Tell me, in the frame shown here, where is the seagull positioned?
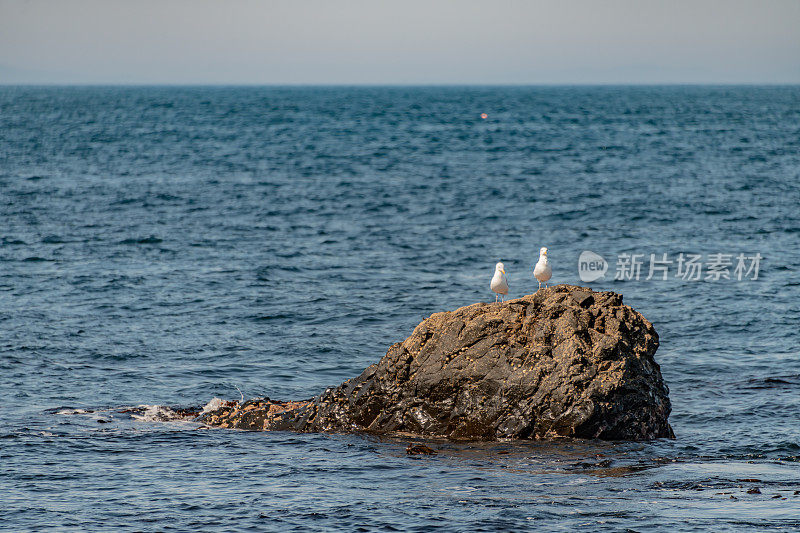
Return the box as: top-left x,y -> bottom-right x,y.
534,247 -> 552,290
490,261 -> 509,302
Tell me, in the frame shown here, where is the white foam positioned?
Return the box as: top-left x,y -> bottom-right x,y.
125,398 -> 231,423
55,408 -> 91,415
130,404 -> 184,422
201,397 -> 227,414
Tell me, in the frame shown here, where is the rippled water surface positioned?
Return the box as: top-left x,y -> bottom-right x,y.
1,86 -> 799,531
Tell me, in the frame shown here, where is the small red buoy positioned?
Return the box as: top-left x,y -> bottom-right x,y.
480,113 -> 488,119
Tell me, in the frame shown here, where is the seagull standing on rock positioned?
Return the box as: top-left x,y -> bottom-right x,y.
534,247 -> 552,290
490,262 -> 509,303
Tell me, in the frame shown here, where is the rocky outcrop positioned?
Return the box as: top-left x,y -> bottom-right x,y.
201,285 -> 674,441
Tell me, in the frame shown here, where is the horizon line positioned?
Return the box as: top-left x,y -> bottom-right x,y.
2,82 -> 800,88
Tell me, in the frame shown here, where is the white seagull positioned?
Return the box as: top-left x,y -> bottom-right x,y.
490,261 -> 509,302
533,247 -> 552,290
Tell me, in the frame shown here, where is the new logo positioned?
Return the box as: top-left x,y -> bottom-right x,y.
578,251 -> 607,282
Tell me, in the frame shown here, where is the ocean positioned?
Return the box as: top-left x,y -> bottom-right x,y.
1,85 -> 799,531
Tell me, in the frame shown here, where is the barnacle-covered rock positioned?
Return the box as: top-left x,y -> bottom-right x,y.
200,285 -> 673,441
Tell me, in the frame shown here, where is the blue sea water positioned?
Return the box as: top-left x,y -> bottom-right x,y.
1,85 -> 799,531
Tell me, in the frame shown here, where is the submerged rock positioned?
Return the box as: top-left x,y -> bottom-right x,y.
201,285 -> 673,441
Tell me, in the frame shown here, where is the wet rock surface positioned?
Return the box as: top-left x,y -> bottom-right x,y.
200,285 -> 673,441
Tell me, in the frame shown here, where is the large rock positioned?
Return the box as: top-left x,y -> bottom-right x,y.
201,285 -> 674,441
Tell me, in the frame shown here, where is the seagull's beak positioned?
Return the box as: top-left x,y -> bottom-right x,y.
543,250 -> 548,256
502,269 -> 506,275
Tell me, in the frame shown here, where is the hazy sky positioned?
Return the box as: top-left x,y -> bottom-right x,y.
1,0 -> 798,84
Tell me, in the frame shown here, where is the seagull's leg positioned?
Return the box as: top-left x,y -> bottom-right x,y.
495,293 -> 498,303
